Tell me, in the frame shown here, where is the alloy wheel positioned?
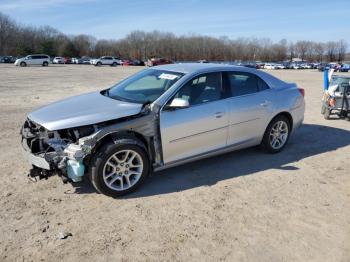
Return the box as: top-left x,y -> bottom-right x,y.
102,149 -> 143,191
269,120 -> 289,150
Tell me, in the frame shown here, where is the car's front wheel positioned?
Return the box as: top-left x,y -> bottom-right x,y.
261,115 -> 290,153
89,140 -> 149,197
20,61 -> 26,67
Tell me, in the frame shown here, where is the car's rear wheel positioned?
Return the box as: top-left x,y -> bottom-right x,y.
89,140 -> 149,197
261,115 -> 290,153
20,62 -> 26,67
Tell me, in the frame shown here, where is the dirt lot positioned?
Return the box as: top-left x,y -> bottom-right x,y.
0,64 -> 349,262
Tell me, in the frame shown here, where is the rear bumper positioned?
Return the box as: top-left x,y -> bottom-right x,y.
22,139 -> 51,170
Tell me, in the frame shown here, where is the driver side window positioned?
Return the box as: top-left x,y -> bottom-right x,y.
173,72 -> 222,106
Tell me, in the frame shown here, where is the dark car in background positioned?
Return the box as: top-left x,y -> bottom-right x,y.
340,64 -> 350,72
318,63 -> 344,72
318,63 -> 329,72
1,56 -> 16,63
132,59 -> 145,66
146,58 -> 173,67
77,56 -> 92,64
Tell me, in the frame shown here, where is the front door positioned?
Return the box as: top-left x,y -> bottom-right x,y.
160,72 -> 229,164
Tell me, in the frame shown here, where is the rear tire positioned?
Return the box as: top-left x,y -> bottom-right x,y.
89,140 -> 150,197
261,115 -> 291,153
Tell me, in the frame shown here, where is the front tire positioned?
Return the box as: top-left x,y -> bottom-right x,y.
261,115 -> 291,153
89,141 -> 149,197
42,61 -> 48,66
96,62 -> 102,66
20,62 -> 26,67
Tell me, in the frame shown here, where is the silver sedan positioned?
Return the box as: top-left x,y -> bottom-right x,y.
22,63 -> 305,196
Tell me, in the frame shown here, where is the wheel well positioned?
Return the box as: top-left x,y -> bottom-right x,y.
92,131 -> 149,154
271,112 -> 293,131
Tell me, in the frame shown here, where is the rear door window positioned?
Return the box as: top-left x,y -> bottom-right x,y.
225,72 -> 259,97
257,77 -> 270,91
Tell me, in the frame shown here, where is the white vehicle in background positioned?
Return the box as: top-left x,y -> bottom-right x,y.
71,58 -> 79,64
15,54 -> 50,67
264,63 -> 275,69
90,56 -> 118,66
290,63 -> 301,69
300,63 -> 312,69
274,64 -> 285,69
53,57 -> 64,64
115,58 -> 123,65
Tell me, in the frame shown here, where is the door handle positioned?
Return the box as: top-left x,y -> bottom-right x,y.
214,112 -> 224,118
260,100 -> 270,107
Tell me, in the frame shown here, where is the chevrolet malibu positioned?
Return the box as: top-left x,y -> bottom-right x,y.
21,63 -> 305,197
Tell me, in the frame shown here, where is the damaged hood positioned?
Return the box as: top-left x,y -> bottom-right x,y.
28,91 -> 143,130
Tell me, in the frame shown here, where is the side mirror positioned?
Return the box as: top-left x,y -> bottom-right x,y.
165,98 -> 189,110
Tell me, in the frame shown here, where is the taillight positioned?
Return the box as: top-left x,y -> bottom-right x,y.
298,88 -> 305,97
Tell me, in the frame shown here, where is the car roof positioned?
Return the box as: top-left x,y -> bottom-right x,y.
154,63 -> 286,88
154,63 -> 238,74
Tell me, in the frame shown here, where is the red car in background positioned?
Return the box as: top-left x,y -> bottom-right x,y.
64,57 -> 72,64
122,60 -> 133,66
146,58 -> 173,67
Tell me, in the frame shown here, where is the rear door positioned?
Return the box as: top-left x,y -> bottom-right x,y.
224,71 -> 272,146
160,72 -> 229,164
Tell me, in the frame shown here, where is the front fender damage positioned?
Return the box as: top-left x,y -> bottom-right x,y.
78,112 -> 162,165
22,108 -> 162,183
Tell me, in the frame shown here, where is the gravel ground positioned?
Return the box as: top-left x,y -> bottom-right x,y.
0,64 -> 349,262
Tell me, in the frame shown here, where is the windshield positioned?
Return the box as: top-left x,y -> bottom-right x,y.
107,69 -> 184,104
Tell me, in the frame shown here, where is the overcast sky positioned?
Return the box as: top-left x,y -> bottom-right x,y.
1,0 -> 349,42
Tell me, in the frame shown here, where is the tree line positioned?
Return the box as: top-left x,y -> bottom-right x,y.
0,12 -> 348,62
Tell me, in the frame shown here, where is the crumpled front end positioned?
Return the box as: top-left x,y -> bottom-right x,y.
21,118 -> 91,182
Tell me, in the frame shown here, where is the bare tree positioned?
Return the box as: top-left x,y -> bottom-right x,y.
313,42 -> 324,62
295,41 -> 312,61
325,41 -> 337,62
0,12 -> 348,63
72,34 -> 96,56
336,40 -> 347,62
